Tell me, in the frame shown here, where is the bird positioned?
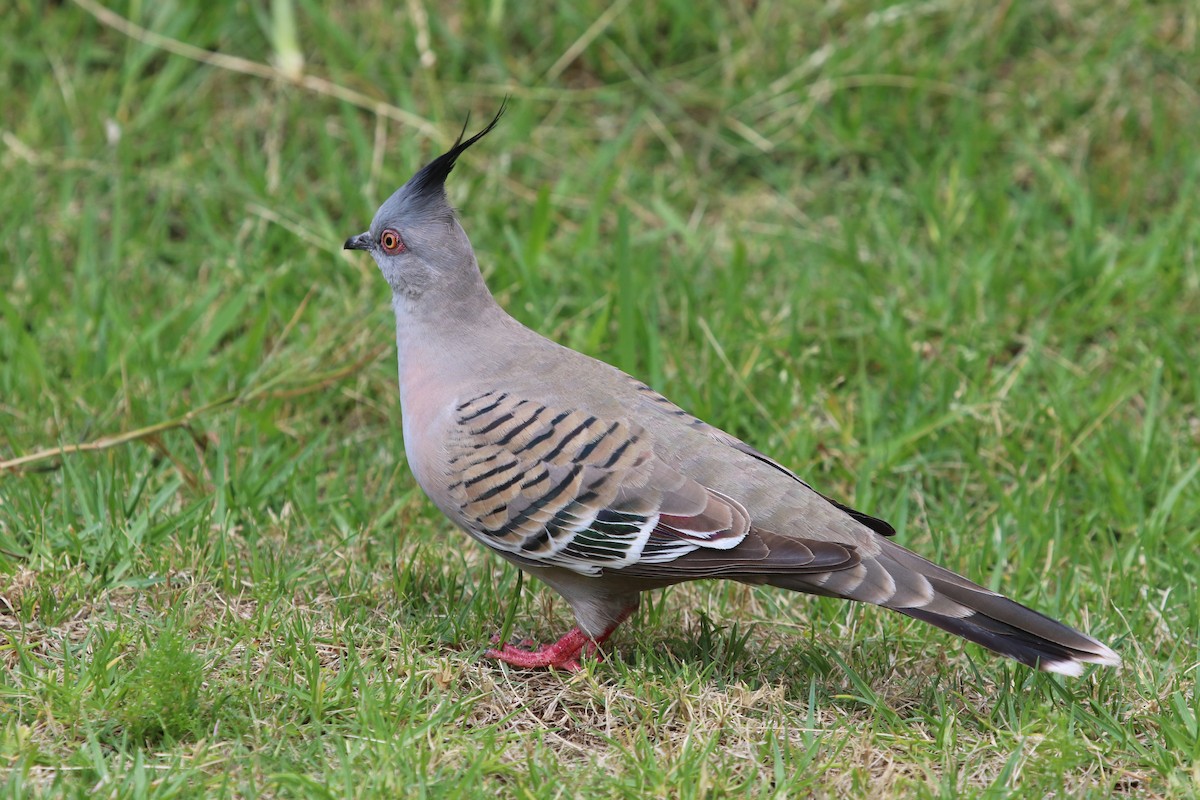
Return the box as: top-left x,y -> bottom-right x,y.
343,104 -> 1121,677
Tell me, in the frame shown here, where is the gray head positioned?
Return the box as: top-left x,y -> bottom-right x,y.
344,103 -> 505,302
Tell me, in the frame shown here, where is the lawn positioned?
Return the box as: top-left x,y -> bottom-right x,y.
1,0 -> 1198,797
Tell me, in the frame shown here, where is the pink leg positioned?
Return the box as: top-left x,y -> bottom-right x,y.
486,627 -> 591,671
485,605 -> 636,672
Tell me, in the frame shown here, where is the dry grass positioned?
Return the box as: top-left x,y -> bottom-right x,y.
2,0 -> 1198,797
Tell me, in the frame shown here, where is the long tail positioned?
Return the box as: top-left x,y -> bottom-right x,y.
767,540 -> 1121,676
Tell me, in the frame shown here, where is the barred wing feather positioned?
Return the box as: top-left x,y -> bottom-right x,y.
446,391 -> 749,576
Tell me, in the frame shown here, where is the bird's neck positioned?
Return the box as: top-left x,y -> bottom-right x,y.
390,278 -> 520,393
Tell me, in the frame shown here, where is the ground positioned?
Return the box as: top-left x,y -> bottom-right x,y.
1,1 -> 1198,797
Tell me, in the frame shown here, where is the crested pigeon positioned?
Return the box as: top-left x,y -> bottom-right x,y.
344,106 -> 1120,676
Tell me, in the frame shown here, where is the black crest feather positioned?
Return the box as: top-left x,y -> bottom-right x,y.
406,99 -> 507,205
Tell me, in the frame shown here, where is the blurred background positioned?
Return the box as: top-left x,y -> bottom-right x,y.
2,1 -> 1198,796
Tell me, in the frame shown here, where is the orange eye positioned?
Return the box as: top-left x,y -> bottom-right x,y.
380,229 -> 405,254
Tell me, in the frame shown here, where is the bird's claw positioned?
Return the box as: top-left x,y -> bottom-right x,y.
484,627 -> 593,671
485,643 -> 584,672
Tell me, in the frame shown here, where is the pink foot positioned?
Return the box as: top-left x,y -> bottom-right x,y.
485,605 -> 637,672
486,628 -> 591,671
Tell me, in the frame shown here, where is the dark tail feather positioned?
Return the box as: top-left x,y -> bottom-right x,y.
897,597 -> 1119,676
769,542 -> 1121,676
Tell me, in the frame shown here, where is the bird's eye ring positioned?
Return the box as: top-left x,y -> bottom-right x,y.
380,229 -> 405,254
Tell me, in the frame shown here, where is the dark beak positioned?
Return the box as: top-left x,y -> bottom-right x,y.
343,232 -> 372,251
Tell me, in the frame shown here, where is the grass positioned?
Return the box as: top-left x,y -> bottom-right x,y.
1,0 -> 1198,796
